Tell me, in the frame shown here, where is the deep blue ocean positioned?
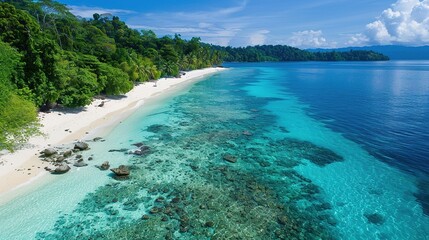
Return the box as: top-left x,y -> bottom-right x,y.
262,61 -> 429,177
0,61 -> 428,239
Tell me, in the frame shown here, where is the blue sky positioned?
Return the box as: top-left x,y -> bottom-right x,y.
58,0 -> 429,48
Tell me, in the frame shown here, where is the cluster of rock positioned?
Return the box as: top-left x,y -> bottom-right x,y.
41,141 -> 91,174
39,138 -> 146,179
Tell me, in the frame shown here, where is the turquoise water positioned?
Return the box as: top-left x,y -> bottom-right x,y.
0,62 -> 428,239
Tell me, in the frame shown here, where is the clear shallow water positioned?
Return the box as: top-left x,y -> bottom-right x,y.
0,62 -> 428,239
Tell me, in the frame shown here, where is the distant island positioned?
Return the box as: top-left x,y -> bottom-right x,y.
308,45 -> 429,60
216,45 -> 389,62
0,0 -> 389,151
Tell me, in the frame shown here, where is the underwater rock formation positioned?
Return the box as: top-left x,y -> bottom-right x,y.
223,154 -> 237,163
274,138 -> 344,166
364,213 -> 385,225
110,165 -> 130,176
97,161 -> 110,170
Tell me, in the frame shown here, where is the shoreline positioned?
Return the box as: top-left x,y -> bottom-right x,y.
0,67 -> 226,201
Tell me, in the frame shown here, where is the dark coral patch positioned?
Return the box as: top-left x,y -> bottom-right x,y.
146,124 -> 171,133
364,213 -> 385,225
275,138 -> 344,166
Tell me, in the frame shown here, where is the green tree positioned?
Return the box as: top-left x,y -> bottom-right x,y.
0,3 -> 63,106
56,57 -> 99,107
160,44 -> 179,76
99,63 -> 133,95
0,41 -> 39,150
0,94 -> 40,150
82,24 -> 116,62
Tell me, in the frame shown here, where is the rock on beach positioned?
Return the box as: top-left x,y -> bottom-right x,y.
74,142 -> 89,151
51,163 -> 70,174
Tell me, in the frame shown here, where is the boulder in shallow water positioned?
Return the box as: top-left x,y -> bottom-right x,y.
51,163 -> 70,174
132,145 -> 151,156
110,165 -> 130,176
43,148 -> 57,157
97,161 -> 110,170
63,150 -> 72,158
56,156 -> 65,163
73,159 -> 88,167
74,142 -> 89,151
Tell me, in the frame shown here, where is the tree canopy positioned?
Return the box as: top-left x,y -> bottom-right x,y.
0,41 -> 39,150
0,1 -> 223,109
215,45 -> 389,62
0,0 -> 222,150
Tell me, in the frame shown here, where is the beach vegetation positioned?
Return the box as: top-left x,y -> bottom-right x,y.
0,0 -> 222,150
0,41 -> 39,150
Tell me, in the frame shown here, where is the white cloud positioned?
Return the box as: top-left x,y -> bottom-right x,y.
217,0 -> 248,15
288,30 -> 333,48
366,20 -> 393,44
353,0 -> 429,46
198,22 -> 213,29
248,30 -> 270,45
347,33 -> 370,46
68,5 -> 135,18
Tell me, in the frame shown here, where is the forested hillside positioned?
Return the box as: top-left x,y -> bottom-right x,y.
216,45 -> 389,62
309,45 -> 429,60
0,0 -> 222,150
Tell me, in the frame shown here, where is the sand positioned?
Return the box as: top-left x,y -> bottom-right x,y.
0,67 -> 226,198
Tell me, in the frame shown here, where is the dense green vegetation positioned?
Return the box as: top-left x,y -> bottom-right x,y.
216,45 -> 390,62
0,1 -> 222,108
0,41 -> 39,150
0,0 -> 222,150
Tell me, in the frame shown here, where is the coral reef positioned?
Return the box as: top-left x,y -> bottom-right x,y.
36,74 -> 343,239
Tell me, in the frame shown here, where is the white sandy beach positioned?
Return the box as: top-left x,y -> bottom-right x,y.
0,67 -> 225,199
